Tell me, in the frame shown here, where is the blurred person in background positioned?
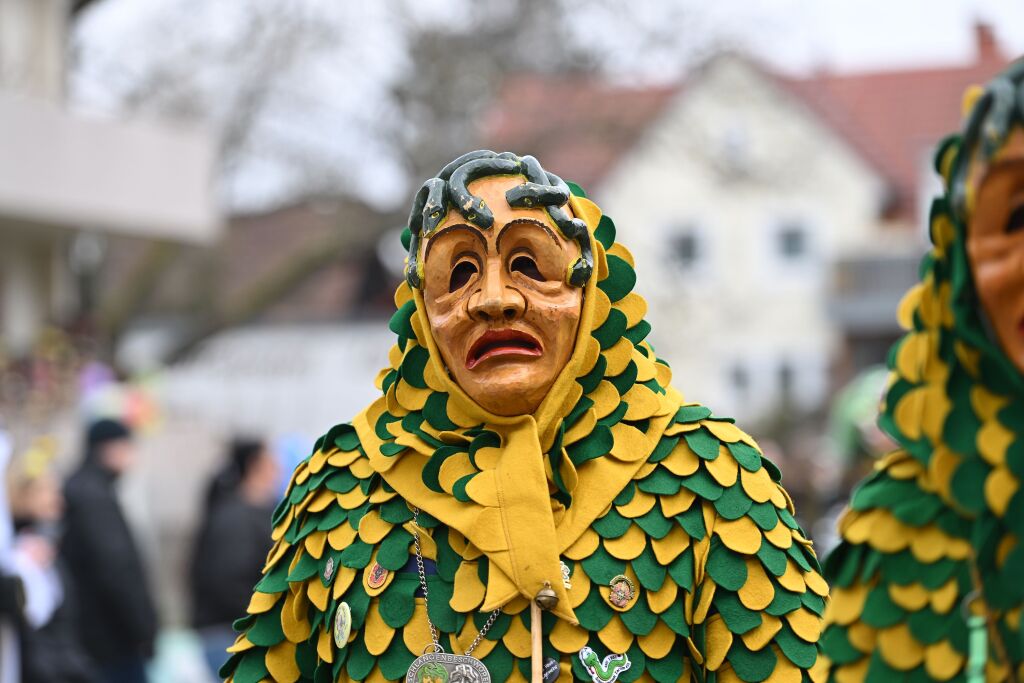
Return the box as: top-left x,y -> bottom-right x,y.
62,419 -> 157,683
189,437 -> 279,678
0,428 -> 21,683
9,438 -> 98,682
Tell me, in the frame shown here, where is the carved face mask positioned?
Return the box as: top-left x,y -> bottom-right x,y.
967,128 -> 1024,374
420,175 -> 583,416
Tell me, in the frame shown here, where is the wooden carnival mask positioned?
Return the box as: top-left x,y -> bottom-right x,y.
967,127 -> 1024,374
419,175 -> 584,416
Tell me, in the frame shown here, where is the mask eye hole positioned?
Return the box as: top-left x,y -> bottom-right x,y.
510,255 -> 544,281
449,260 -> 478,292
1006,202 -> 1024,234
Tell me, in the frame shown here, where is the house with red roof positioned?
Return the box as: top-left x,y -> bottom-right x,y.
482,24 -> 1011,424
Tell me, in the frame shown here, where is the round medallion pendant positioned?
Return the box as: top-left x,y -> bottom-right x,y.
406,652 -> 491,683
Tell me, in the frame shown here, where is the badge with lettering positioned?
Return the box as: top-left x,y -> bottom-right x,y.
406,652 -> 490,683
323,556 -> 335,582
542,656 -> 560,683
607,575 -> 636,609
560,561 -> 572,590
333,602 -> 351,648
366,561 -> 389,589
578,647 -> 630,683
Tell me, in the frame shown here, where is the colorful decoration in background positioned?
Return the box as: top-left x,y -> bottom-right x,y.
79,362 -> 162,434
820,60 -> 1024,681
222,153 -> 826,682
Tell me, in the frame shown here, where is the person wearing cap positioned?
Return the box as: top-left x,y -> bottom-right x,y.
62,419 -> 157,683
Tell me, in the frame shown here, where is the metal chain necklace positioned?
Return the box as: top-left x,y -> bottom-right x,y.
406,507 -> 499,683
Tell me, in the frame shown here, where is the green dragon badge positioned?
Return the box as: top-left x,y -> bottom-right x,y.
578,646 -> 631,683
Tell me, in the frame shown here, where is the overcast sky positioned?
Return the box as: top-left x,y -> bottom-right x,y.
74,0 -> 1024,212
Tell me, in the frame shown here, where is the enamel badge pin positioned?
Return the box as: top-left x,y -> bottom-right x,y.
578,647 -> 631,683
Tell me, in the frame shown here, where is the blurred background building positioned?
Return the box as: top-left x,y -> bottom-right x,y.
0,1 -> 1021,679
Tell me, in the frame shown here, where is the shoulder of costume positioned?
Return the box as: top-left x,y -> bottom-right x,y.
819,448 -> 977,680
577,401 -> 831,679
221,421 -> 424,682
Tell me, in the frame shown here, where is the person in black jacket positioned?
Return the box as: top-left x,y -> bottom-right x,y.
189,437 -> 279,677
62,419 -> 157,683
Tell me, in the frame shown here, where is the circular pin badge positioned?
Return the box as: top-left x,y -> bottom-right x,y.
366,561 -> 389,589
542,656 -> 560,683
607,575 -> 636,609
323,556 -> 335,581
333,602 -> 351,648
560,561 -> 572,590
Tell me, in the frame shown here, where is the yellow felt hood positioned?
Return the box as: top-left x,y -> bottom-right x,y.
353,194 -> 681,623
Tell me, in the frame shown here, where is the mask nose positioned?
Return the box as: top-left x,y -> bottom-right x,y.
468,262 -> 526,323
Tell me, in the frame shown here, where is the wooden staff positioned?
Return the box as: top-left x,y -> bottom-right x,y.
531,598 -> 543,682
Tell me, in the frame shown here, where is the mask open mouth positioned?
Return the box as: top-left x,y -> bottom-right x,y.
466,329 -> 543,369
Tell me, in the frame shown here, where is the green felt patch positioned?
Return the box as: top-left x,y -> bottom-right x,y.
378,498 -> 413,525
676,505 -> 706,540
577,354 -> 608,395
609,362 -> 639,396
593,509 -> 631,539
399,345 -> 429,390
679,428 -> 720,458
637,467 -> 682,496
376,530 -> 412,571
747,502 -> 779,532
676,405 -> 712,423
246,603 -> 285,647
340,539 -> 374,569
765,588 -> 802,617
593,309 -> 628,350
287,549 -> 320,582
681,468 -> 724,501
727,636 -> 778,682
378,634 -> 416,679
775,623 -> 817,667
646,641 -> 686,682
615,482 -> 637,506
861,584 -> 905,628
325,470 -> 359,494
755,543 -> 788,577
594,215 -> 616,249
574,585 -> 614,632
728,442 -> 763,472
715,589 -> 762,635
660,596 -> 690,642
667,547 -> 695,592
800,591 -> 826,615
480,644 -> 514,682
581,542 -> 627,584
620,596 -> 659,635
624,320 -> 652,345
714,483 -> 754,521
819,625 -> 862,664
233,650 -> 270,683
567,425 -> 615,464
379,576 -> 418,628
648,435 -> 679,464
631,545 -> 667,590
635,505 -> 674,539
425,576 -> 458,632
705,542 -> 747,592
345,638 -> 375,681
315,505 -> 348,532
423,392 -> 459,431
906,607 -> 951,646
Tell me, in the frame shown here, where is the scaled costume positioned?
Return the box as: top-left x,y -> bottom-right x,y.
223,152 -> 827,682
821,62 -> 1024,681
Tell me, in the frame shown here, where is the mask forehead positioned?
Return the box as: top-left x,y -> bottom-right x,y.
420,175 -> 579,268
